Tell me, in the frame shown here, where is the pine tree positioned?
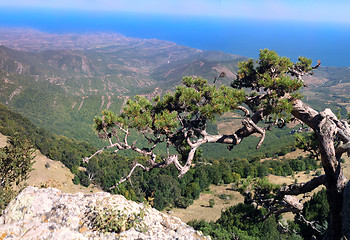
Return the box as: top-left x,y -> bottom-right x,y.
85,49 -> 350,239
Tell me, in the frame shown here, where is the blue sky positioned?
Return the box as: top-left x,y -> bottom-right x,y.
1,0 -> 350,24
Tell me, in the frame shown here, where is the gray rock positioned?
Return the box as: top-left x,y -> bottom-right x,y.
0,186 -> 210,239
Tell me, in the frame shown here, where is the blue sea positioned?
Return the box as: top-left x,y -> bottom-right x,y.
1,8 -> 350,67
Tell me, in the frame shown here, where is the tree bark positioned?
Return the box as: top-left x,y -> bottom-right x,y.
292,99 -> 348,239
316,121 -> 345,240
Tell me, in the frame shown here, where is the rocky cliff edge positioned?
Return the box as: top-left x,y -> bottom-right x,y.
0,186 -> 210,239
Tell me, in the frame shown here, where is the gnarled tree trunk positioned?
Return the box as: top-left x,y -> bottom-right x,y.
292,99 -> 348,239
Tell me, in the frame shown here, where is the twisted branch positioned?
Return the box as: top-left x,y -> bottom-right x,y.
243,118 -> 265,149
254,175 -> 327,223
276,175 -> 326,198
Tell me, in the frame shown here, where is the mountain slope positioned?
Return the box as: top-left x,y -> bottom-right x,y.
0,28 -> 349,150
0,29 -> 246,145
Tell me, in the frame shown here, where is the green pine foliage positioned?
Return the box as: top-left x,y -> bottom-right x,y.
0,92 -> 321,213
0,136 -> 35,212
0,49 -> 333,239
0,49 -> 323,213
94,76 -> 247,157
232,49 -> 307,121
297,188 -> 329,239
0,101 -> 313,211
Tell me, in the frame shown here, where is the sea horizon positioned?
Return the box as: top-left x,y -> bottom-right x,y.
1,8 -> 350,67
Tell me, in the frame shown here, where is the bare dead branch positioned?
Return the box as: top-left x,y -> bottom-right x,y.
312,60 -> 321,70
277,220 -> 299,235
296,214 -> 323,235
288,60 -> 320,83
186,136 -> 207,148
237,105 -> 250,117
83,143 -> 120,163
263,206 -> 300,221
336,142 -> 350,158
253,176 -> 327,225
242,118 -> 265,149
110,163 -> 147,190
107,153 -> 189,191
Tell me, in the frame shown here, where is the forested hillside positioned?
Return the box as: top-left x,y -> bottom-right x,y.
0,30 -> 348,159
0,29 -> 246,148
1,29 -> 350,239
1,29 -> 349,150
0,103 -> 318,210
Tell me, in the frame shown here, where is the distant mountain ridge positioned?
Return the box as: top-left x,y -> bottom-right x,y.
0,27 -> 349,148
0,28 -> 246,95
0,28 -> 247,145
